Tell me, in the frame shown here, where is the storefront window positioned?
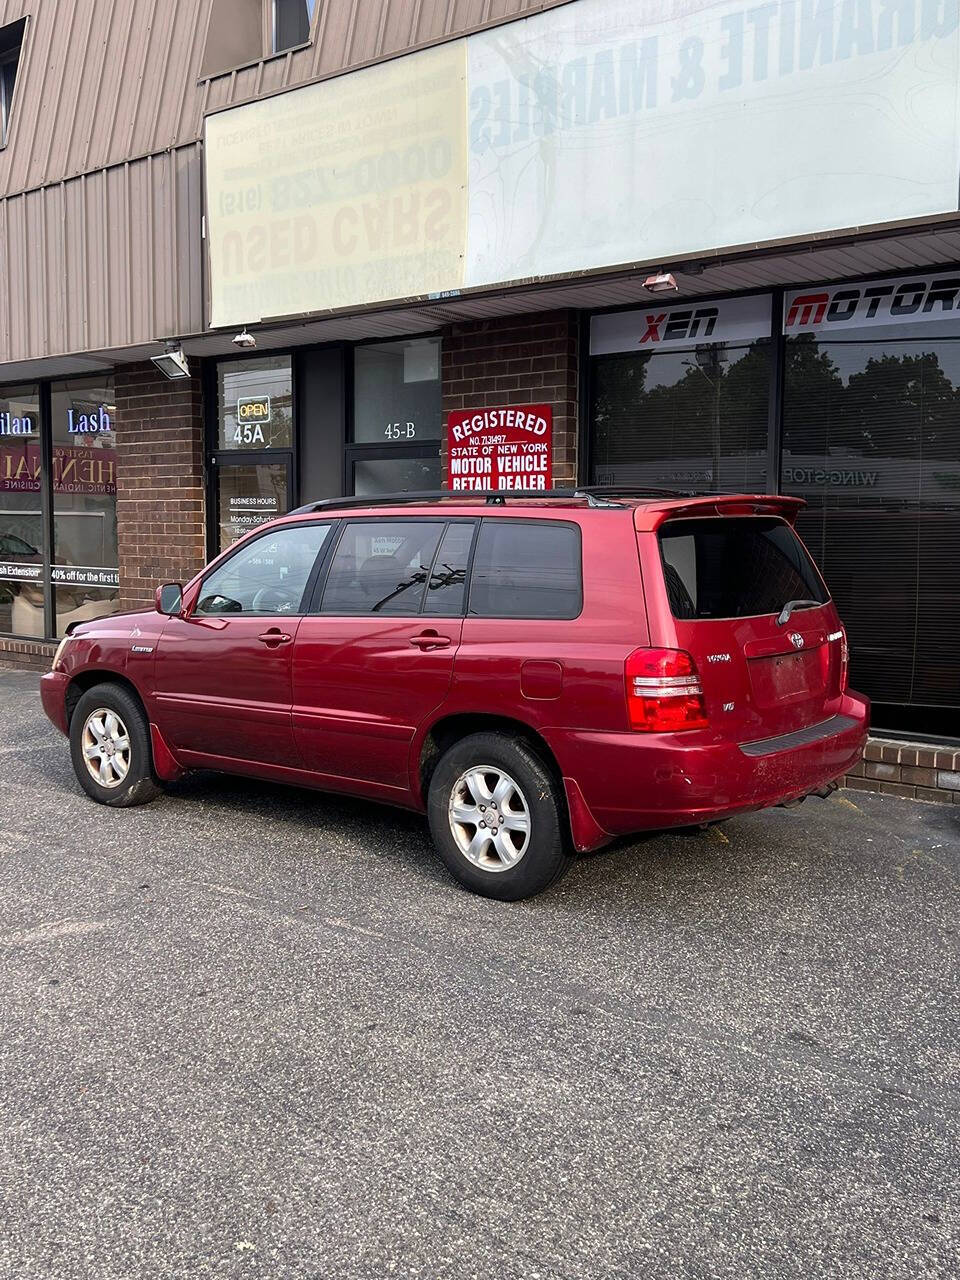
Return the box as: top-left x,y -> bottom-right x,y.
217,462 -> 289,550
0,385 -> 42,637
353,456 -> 442,495
353,339 -> 441,445
49,377 -> 119,634
590,342 -> 770,492
217,355 -> 293,450
783,332 -> 960,720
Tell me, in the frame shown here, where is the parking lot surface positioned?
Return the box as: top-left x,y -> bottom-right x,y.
0,666 -> 957,1279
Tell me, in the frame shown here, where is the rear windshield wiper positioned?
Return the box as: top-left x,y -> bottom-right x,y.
777,598 -> 822,627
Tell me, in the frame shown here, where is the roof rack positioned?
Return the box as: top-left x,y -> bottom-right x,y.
288,486 -> 700,516
289,488 -> 611,515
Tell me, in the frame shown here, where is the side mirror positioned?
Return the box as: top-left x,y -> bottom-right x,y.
156,583 -> 184,616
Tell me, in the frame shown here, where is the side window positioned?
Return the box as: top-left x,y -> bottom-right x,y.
196,524 -> 331,615
468,521 -> 582,620
423,522 -> 476,617
320,520 -> 444,615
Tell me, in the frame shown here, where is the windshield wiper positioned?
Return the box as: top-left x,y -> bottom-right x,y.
777,598 -> 821,627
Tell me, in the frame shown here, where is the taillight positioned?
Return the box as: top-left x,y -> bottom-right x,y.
625,648 -> 709,732
840,627 -> 849,691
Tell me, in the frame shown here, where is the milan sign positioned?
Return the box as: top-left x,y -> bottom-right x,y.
447,405 -> 553,491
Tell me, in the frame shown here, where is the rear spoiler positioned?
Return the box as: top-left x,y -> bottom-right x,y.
633,494 -> 805,532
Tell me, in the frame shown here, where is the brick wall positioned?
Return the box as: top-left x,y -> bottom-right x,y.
114,361 -> 206,612
441,310 -> 579,487
0,638 -> 56,671
845,739 -> 960,805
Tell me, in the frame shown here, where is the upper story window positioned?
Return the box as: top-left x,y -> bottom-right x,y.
200,1 -> 316,79
0,18 -> 26,149
272,0 -> 317,53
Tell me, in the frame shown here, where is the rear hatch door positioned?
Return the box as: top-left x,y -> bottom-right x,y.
650,508 -> 844,742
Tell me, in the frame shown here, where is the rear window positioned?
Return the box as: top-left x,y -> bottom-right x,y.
468,520 -> 582,619
659,517 -> 829,620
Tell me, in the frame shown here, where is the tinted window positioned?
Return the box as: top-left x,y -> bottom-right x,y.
353,339 -> 441,444
51,375 -> 120,636
321,521 -> 443,615
273,0 -> 316,52
0,383 -> 42,638
468,521 -> 582,619
217,355 -> 293,451
659,518 -> 828,620
196,524 -> 331,615
590,341 -> 770,493
782,333 -> 960,714
424,523 -> 476,616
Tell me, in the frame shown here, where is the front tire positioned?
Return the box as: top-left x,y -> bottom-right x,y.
69,683 -> 162,808
427,732 -> 573,900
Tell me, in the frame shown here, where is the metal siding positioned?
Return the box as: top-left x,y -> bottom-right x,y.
0,0 -> 573,363
0,1 -> 569,192
0,146 -> 204,363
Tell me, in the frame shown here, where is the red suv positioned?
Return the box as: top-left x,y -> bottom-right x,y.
41,490 -> 868,900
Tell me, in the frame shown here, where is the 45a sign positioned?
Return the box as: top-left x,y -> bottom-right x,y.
233,395 -> 271,445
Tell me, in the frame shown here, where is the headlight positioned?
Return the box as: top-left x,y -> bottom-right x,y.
51,636 -> 71,671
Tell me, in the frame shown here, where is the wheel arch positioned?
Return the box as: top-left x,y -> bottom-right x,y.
417,713 -> 612,854
65,669 -> 147,729
418,713 -> 564,801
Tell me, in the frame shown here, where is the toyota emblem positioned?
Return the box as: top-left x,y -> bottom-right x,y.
789,632 -> 804,650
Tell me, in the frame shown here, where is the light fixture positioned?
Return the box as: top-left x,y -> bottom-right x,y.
642,271 -> 679,294
150,342 -> 190,380
233,328 -> 257,349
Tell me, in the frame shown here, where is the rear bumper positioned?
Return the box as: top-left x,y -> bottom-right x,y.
40,670 -> 69,735
547,691 -> 869,841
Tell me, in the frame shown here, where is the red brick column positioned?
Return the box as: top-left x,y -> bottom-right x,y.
114,362 -> 206,611
441,310 -> 580,487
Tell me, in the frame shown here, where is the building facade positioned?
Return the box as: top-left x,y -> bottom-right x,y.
1,0 -> 959,776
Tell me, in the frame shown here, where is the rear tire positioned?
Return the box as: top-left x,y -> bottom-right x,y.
69,683 -> 162,808
427,732 -> 574,900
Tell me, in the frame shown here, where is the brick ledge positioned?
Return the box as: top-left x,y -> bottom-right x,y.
845,737 -> 960,805
0,636 -> 56,673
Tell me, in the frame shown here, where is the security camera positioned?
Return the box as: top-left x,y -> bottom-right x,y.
232,328 -> 257,349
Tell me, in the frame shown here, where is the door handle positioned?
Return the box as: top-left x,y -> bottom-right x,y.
410,630 -> 452,650
258,628 -> 293,647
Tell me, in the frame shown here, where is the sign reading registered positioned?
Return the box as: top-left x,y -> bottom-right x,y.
447,405 -> 553,491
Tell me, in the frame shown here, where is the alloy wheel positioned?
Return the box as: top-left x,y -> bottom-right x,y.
81,708 -> 131,789
448,765 -> 531,872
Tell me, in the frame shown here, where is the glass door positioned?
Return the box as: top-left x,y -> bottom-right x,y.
210,354 -> 295,554
346,337 -> 442,495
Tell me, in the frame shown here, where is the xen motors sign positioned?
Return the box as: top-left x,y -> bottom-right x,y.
591,294 -> 771,355
784,274 -> 960,333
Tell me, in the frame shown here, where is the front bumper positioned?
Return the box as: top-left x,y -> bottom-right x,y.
547,691 -> 869,838
40,670 -> 70,735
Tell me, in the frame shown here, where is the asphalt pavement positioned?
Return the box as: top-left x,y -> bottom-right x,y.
0,666 -> 957,1280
